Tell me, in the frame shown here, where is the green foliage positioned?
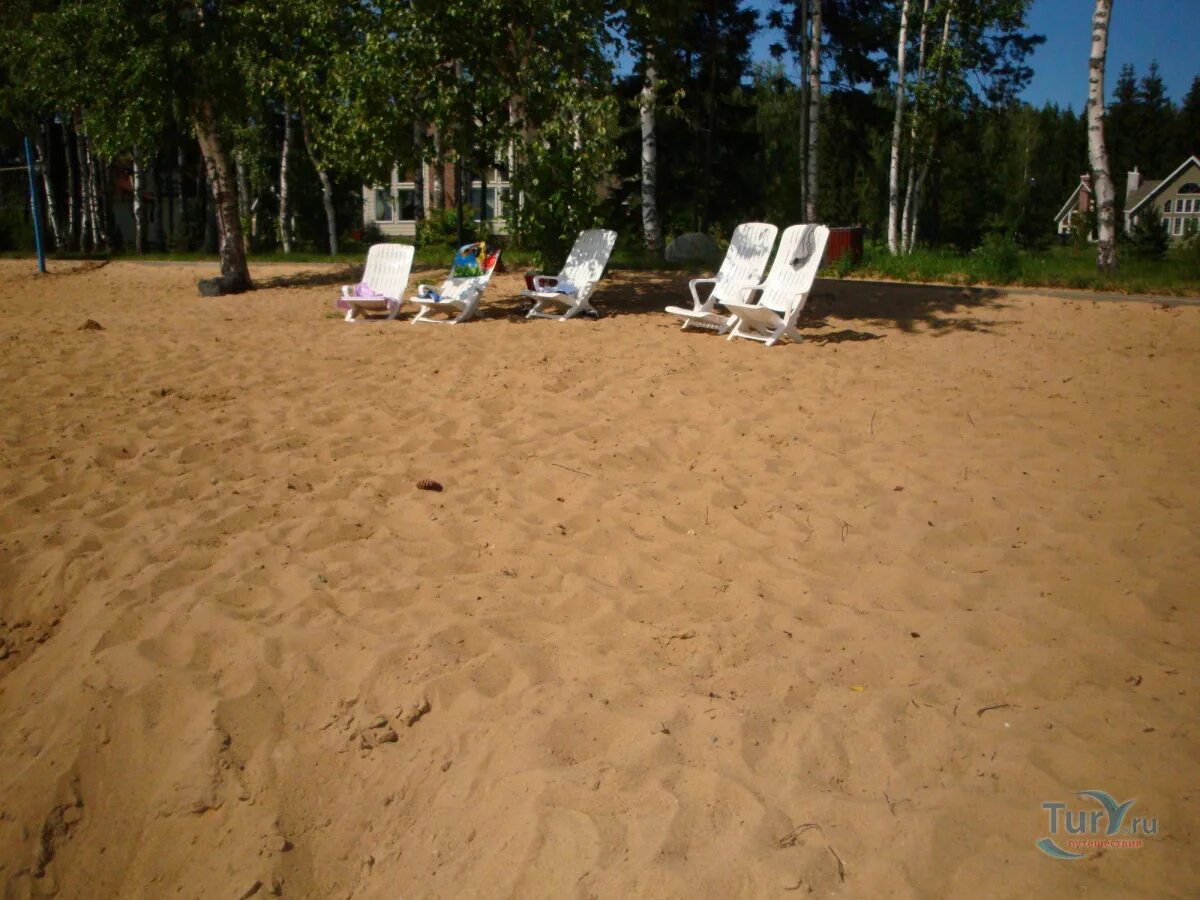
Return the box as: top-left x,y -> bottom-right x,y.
1126,214 -> 1170,260
972,232 -> 1022,283
508,91 -> 618,266
416,208 -> 486,248
848,241 -> 1199,295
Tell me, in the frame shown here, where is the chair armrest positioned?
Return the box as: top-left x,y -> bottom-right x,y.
735,281 -> 767,303
341,285 -> 353,297
688,277 -> 718,309
531,275 -> 559,291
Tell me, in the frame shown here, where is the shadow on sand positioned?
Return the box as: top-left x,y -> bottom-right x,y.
589,271 -> 1012,337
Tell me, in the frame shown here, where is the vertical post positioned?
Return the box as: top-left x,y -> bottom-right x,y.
24,136 -> 47,273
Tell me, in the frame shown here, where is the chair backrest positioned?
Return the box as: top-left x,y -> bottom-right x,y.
710,222 -> 778,304
559,229 -> 618,285
439,249 -> 501,300
757,224 -> 829,314
362,243 -> 415,299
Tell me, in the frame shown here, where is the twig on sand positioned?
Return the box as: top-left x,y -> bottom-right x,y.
778,823 -> 821,848
870,410 -> 877,435
828,846 -> 846,882
884,790 -> 910,817
552,463 -> 591,478
977,703 -> 1013,718
840,521 -> 850,542
966,411 -> 975,426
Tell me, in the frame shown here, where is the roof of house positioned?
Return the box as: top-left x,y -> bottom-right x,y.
1126,179 -> 1162,211
1054,179 -> 1091,224
1127,156 -> 1200,216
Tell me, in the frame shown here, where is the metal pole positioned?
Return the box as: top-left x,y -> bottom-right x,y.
24,136 -> 47,273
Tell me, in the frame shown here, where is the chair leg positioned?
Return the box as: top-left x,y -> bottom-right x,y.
344,306 -> 358,322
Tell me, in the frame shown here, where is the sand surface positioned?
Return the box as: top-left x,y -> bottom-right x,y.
0,259 -> 1197,898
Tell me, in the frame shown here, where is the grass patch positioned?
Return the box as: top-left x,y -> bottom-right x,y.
831,243 -> 1200,296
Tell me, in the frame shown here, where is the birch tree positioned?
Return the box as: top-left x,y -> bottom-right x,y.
887,0 -> 911,254
805,0 -> 823,221
639,55 -> 662,252
279,103 -> 293,253
34,127 -> 63,249
1087,0 -> 1117,272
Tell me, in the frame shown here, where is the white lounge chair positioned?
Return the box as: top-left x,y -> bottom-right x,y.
721,224 -> 829,347
523,229 -> 618,320
411,246 -> 501,325
664,222 -> 778,332
336,243 -> 415,322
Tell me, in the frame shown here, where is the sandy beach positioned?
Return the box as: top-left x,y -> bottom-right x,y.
0,258 -> 1197,898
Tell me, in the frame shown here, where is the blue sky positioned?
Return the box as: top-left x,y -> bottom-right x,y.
746,0 -> 1198,110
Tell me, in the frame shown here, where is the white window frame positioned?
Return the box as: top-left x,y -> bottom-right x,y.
1173,217 -> 1183,236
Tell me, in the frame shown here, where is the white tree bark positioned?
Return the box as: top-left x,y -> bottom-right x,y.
35,130 -> 61,250
433,128 -> 444,208
74,129 -> 93,252
412,119 -> 426,229
1087,0 -> 1117,271
132,150 -> 145,254
194,99 -> 252,290
235,147 -> 250,242
63,122 -> 78,250
279,101 -> 293,254
300,106 -> 338,256
639,53 -> 662,253
900,0 -> 931,253
887,0 -> 912,255
805,0 -> 823,222
81,135 -> 105,251
906,7 -> 953,253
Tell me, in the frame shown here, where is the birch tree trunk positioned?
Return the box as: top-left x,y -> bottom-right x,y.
74,130 -> 91,251
35,130 -> 61,250
900,0 -> 931,253
797,0 -> 809,216
63,122 -> 79,251
235,147 -> 250,244
906,6 -> 952,253
193,99 -> 252,291
433,128 -> 445,209
412,119 -> 426,232
132,150 -> 145,254
887,0 -> 912,255
85,142 -> 107,250
805,0 -> 823,222
279,101 -> 293,254
1087,0 -> 1117,272
152,158 -> 167,250
639,53 -> 662,253
300,105 -> 337,256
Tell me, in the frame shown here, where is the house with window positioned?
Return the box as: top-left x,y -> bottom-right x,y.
363,161 -> 510,238
1054,174 -> 1094,239
1125,156 -> 1200,240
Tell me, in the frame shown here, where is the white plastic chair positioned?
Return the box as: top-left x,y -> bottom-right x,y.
721,224 -> 829,347
523,229 -> 618,320
664,222 -> 778,332
336,244 -> 415,322
411,249 -> 501,325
